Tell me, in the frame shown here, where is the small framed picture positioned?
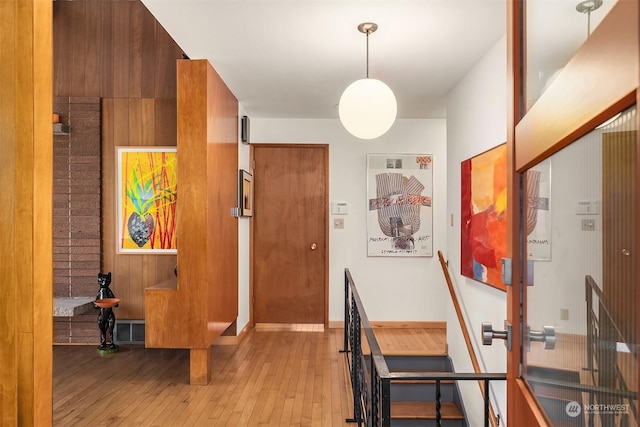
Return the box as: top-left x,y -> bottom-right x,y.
238,169 -> 253,217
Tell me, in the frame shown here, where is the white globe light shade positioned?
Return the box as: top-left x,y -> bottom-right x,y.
339,78 -> 397,140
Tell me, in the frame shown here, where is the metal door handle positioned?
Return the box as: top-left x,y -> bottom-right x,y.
528,325 -> 556,350
481,321 -> 511,350
310,243 -> 317,250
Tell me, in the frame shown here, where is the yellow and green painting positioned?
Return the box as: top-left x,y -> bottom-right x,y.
117,147 -> 177,253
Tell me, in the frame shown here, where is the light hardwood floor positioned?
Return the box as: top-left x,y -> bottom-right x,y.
54,328 -> 355,426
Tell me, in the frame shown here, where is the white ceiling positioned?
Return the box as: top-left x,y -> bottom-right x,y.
140,0 -> 616,121
141,0 -> 506,119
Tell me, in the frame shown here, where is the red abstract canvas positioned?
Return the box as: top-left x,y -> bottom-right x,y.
461,144 -> 507,291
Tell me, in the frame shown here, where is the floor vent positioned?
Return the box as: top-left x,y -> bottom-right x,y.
115,320 -> 145,344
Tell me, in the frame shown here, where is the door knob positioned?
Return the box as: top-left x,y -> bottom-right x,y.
527,325 -> 556,350
481,321 -> 512,350
310,243 -> 317,250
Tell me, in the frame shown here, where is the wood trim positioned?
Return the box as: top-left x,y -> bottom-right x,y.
214,322 -> 252,345
513,379 -> 552,426
328,321 -> 446,330
506,0 -> 526,425
249,144 -> 255,328
33,0 -> 54,423
437,251 -> 478,371
637,23 -> 640,402
323,145 -> 329,328
515,0 -> 638,171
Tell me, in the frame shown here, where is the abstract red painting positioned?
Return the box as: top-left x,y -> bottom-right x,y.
461,144 -> 507,291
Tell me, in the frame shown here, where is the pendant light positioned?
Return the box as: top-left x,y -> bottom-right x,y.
339,22 -> 397,140
576,0 -> 603,36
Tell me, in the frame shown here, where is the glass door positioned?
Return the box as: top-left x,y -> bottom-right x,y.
506,0 -> 639,425
523,107 -> 638,426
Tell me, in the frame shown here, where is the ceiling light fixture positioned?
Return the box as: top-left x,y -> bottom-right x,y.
576,0 -> 603,36
339,22 -> 397,140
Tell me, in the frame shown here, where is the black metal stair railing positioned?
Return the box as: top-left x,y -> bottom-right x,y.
341,268 -> 506,427
585,275 -> 638,427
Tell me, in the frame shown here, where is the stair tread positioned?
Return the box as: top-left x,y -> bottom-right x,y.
363,328 -> 448,356
391,401 -> 464,420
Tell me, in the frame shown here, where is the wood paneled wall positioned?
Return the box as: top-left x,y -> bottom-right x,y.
0,1 -> 53,425
54,0 -> 181,99
53,0 -> 184,337
101,97 -> 177,320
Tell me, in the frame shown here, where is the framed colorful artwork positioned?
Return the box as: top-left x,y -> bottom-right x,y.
367,154 -> 433,257
461,144 -> 507,291
117,147 -> 177,253
238,169 -> 253,217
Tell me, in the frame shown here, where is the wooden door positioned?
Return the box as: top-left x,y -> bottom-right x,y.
602,131 -> 637,344
506,1 -> 639,425
251,144 -> 328,325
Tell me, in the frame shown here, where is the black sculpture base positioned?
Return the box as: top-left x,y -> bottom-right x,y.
96,343 -> 119,356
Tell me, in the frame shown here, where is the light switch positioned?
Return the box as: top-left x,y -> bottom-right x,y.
333,218 -> 344,229
331,202 -> 348,215
581,219 -> 595,231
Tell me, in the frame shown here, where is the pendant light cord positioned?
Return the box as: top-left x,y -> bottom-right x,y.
365,30 -> 370,78
357,22 -> 378,79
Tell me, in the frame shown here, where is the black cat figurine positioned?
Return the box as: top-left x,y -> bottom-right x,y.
95,272 -> 118,351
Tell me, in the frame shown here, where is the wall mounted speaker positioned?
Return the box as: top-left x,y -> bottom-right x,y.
241,115 -> 250,145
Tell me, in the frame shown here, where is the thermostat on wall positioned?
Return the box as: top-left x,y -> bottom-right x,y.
576,201 -> 599,215
331,202 -> 348,215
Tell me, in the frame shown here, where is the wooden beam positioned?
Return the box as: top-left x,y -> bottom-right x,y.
0,0 -> 53,425
189,348 -> 211,385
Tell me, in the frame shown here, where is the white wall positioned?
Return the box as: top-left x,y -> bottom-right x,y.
237,106 -> 251,332
234,118 -> 448,333
445,36 -> 508,424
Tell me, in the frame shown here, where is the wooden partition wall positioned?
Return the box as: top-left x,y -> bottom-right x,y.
0,1 -> 53,424
145,60 -> 239,385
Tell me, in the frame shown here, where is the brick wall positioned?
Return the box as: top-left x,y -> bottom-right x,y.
53,96 -> 102,344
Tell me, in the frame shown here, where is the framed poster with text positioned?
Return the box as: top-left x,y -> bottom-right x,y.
367,154 -> 433,257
